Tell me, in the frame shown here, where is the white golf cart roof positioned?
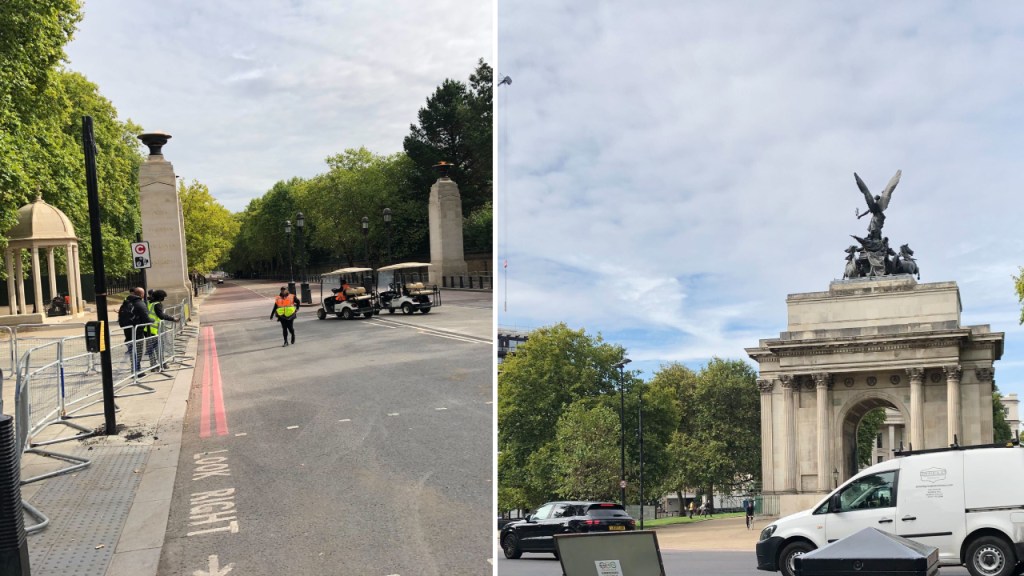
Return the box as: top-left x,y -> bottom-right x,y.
323,267 -> 373,276
376,262 -> 431,271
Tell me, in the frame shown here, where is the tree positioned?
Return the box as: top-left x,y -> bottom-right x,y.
993,386 -> 1013,445
554,402 -> 621,501
1014,267 -> 1024,324
463,201 -> 492,253
659,359 -> 760,507
856,408 -> 888,468
180,179 -> 239,273
403,59 -> 493,216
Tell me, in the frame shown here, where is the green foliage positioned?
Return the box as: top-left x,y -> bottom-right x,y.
180,179 -> 239,273
463,201 -> 492,253
659,359 -> 760,504
554,403 -> 621,501
1014,267 -> 1024,324
403,59 -> 493,216
856,409 -> 888,468
993,387 -> 1013,445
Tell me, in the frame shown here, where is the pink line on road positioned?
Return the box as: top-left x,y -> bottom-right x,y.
209,327 -> 229,436
200,326 -> 212,438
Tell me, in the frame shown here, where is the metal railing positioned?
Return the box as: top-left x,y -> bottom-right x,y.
441,274 -> 493,290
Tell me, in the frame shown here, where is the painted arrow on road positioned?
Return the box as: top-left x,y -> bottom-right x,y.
194,555 -> 234,576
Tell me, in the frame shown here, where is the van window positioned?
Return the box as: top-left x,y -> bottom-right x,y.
835,471 -> 897,513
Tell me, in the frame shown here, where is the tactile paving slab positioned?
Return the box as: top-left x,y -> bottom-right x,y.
24,443 -> 149,576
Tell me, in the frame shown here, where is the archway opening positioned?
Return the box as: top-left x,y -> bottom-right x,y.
838,397 -> 903,484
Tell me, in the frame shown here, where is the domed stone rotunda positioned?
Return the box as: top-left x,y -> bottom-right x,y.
3,196 -> 84,320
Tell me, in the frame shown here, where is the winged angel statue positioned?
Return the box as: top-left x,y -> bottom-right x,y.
855,169 -> 901,238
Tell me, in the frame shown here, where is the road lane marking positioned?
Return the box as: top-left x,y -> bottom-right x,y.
200,327 -> 230,437
194,554 -> 234,576
200,327 -> 212,438
210,327 -> 229,436
287,425 -> 299,429
234,433 -> 247,437
387,413 -> 399,416
338,419 -> 351,422
435,407 -> 447,411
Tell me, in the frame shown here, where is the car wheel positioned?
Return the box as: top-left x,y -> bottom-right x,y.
316,308 -> 326,320
501,533 -> 522,559
779,541 -> 815,576
401,303 -> 413,315
967,536 -> 1015,576
340,308 -> 353,320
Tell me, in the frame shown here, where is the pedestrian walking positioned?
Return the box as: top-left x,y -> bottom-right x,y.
688,500 -> 695,519
270,286 -> 299,346
117,287 -> 150,372
145,289 -> 180,370
744,497 -> 755,529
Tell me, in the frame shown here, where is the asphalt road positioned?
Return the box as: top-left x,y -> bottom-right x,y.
496,549 -> 972,575
158,282 -> 493,575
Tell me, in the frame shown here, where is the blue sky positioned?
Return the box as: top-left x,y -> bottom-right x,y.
497,2 -> 1024,404
65,0 -> 493,212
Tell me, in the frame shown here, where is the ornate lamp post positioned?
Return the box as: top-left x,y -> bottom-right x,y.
296,211 -> 311,303
361,216 -> 369,266
383,208 -> 392,265
614,357 -> 632,508
284,219 -> 295,295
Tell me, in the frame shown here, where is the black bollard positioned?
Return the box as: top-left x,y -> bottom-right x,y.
0,415 -> 30,575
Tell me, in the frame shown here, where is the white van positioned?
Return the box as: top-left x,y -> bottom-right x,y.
756,445 -> 1024,576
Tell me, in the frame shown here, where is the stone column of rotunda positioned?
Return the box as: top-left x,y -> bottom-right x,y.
780,374 -> 798,493
907,367 -> 925,450
814,373 -> 833,492
757,378 -> 775,493
944,365 -> 962,445
5,249 -> 17,314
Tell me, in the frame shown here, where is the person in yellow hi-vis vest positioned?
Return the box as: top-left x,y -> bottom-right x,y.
144,289 -> 180,370
270,286 -> 299,346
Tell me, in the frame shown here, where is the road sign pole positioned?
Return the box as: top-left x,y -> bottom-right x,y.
136,233 -> 148,295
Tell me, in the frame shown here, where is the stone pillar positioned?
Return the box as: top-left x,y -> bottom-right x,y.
813,373 -> 833,492
138,133 -> 192,304
757,378 -> 775,493
780,374 -> 798,493
65,243 -> 77,315
30,247 -> 43,314
427,163 -> 467,286
6,249 -> 17,315
944,365 -> 962,446
72,244 -> 83,314
906,368 -> 925,450
46,248 -> 57,300
14,252 -> 26,316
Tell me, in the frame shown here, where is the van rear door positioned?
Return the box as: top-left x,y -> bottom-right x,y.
824,470 -> 899,543
894,451 -> 965,564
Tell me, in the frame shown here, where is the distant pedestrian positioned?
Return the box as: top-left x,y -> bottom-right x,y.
688,500 -> 695,519
744,497 -> 755,529
145,289 -> 180,370
117,287 -> 150,372
270,286 -> 299,346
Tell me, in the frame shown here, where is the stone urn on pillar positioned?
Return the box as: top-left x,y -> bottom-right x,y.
427,161 -> 468,286
138,132 -> 193,304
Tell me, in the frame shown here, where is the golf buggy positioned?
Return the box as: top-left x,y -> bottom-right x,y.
316,267 -> 378,320
376,262 -> 441,315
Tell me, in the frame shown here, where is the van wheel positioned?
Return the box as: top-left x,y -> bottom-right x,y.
779,541 -> 815,576
967,536 -> 1015,576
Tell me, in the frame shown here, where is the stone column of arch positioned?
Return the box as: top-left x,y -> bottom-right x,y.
907,367 -> 925,450
5,249 -> 17,315
46,247 -> 57,300
14,251 -> 27,315
30,247 -> 43,315
757,378 -> 775,493
944,365 -> 962,446
813,373 -> 833,492
780,374 -> 797,493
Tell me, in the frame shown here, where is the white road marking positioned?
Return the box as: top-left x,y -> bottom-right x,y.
234,433 -> 247,437
487,558 -> 493,565
366,321 -> 398,329
485,401 -> 493,405
387,413 -> 399,416
287,425 -> 299,429
338,419 -> 351,422
193,554 -> 234,576
435,407 -> 447,411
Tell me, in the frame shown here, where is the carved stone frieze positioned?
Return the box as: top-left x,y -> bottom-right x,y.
771,337 -> 962,358
943,365 -> 962,382
757,378 -> 775,393
905,367 -> 925,384
975,367 -> 994,383
812,373 -> 833,390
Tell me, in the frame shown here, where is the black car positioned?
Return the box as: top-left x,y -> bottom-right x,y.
500,501 -> 636,559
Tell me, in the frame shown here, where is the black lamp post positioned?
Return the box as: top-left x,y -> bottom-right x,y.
361,216 -> 369,266
833,467 -> 839,489
614,358 -> 631,508
284,219 -> 295,295
383,207 -> 392,265
638,380 -> 645,529
296,211 -> 311,304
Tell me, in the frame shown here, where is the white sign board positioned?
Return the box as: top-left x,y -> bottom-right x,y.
131,241 -> 152,269
595,559 -> 625,576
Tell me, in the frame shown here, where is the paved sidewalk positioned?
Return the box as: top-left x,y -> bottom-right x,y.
653,515 -> 765,551
14,296 -> 207,576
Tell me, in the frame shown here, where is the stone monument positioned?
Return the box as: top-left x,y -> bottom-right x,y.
427,161 -> 467,286
138,133 -> 192,304
747,171 -> 1003,517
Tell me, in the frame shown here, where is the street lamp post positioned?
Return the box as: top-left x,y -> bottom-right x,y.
296,212 -> 311,304
614,358 -> 631,508
382,208 -> 392,265
284,219 -> 295,295
361,216 -> 369,266
638,381 -> 645,529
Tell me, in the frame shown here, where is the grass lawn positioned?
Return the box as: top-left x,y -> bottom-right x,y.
643,511 -> 744,528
